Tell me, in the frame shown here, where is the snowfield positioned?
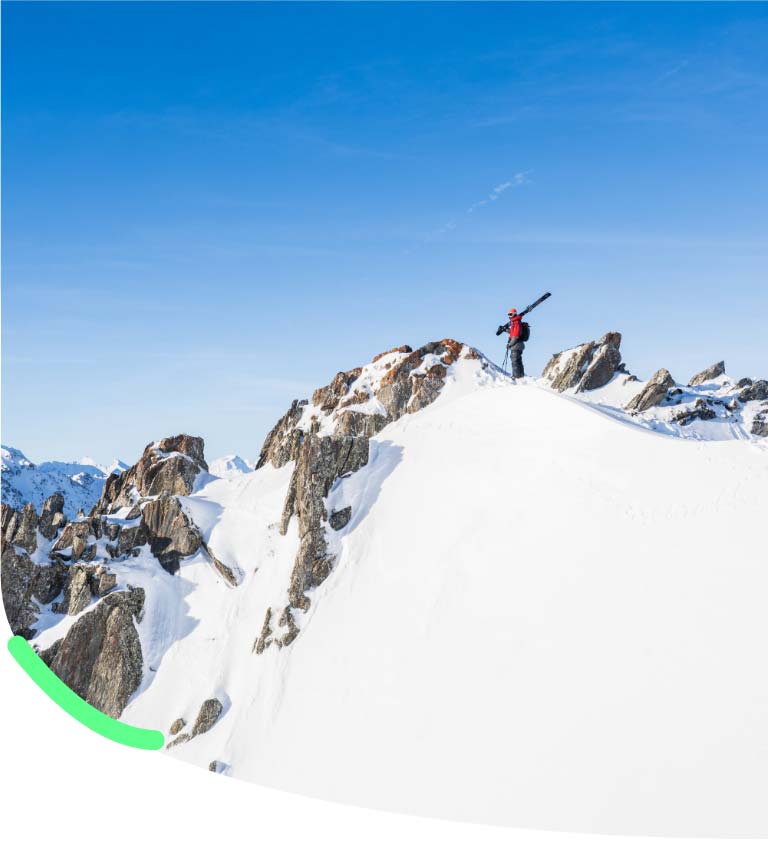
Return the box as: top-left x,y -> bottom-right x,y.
98,361 -> 768,836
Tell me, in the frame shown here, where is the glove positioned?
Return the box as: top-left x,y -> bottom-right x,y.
495,325 -> 505,336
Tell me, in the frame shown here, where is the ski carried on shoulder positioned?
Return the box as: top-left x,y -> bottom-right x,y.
519,291 -> 551,317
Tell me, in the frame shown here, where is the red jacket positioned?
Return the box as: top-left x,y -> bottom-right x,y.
508,314 -> 523,339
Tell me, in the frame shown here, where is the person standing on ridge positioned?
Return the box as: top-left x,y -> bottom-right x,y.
496,308 -> 526,378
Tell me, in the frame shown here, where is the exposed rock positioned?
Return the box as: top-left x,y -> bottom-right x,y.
736,378 -> 753,388
281,432 -> 370,610
673,399 -> 717,426
751,409 -> 768,438
14,503 -> 40,554
166,733 -> 191,750
141,496 -> 203,573
329,506 -> 352,531
41,587 -> 145,718
372,344 -> 413,363
94,568 -> 117,597
689,361 -> 725,386
1,504 -> 20,546
55,564 -> 94,616
169,717 -> 186,736
1,544 -> 66,637
52,518 -> 99,561
277,606 -> 300,647
253,607 -> 274,655
542,332 -> 623,393
208,761 -> 220,773
93,434 -> 208,515
255,400 -> 307,470
625,369 -> 676,413
313,369 -> 363,414
39,492 -> 67,541
191,698 -> 223,737
739,380 -> 768,403
107,523 -> 149,558
201,542 -> 238,587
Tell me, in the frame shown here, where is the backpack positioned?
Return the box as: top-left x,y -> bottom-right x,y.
519,321 -> 531,342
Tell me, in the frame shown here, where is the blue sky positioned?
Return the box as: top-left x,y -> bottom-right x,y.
3,2 -> 767,464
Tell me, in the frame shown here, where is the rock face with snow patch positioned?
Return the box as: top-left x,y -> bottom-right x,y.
41,588 -> 145,718
254,339 -> 486,647
689,361 -> 726,386
542,332 -> 623,392
625,368 -> 677,413
93,434 -> 208,515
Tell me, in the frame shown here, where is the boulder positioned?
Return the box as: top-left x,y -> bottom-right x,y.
542,333 -> 623,393
625,369 -> 676,413
191,698 -> 223,737
689,361 -> 725,386
41,587 -> 145,718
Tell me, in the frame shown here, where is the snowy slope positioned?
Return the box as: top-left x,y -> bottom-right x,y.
1,446 -> 127,515
208,455 -> 254,477
96,359 -> 768,836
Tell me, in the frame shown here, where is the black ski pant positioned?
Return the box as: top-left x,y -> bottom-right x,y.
508,339 -> 525,378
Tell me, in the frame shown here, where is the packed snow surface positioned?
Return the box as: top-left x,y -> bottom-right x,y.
100,362 -> 768,836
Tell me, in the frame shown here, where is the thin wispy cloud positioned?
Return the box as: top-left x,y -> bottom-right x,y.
467,172 -> 531,213
432,171 -> 531,236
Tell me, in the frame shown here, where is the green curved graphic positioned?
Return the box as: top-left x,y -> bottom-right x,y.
7,635 -> 164,750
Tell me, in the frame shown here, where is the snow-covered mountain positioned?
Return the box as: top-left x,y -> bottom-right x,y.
2,333 -> 767,836
208,454 -> 254,478
1,446 -> 128,516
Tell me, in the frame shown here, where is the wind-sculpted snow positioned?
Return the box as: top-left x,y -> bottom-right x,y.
2,334 -> 767,834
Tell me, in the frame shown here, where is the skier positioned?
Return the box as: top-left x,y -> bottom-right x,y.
496,308 -> 526,378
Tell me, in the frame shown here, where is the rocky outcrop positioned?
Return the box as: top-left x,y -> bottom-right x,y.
255,340 -> 482,647
751,407 -> 768,437
141,496 -> 202,574
0,545 -> 66,637
542,332 -> 623,393
673,399 -> 717,426
39,492 -> 67,540
52,518 -> 98,562
41,587 -> 145,718
255,400 -> 307,470
689,361 -> 726,386
625,369 -> 676,413
739,380 -> 768,403
93,435 -> 208,515
281,432 -> 370,610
